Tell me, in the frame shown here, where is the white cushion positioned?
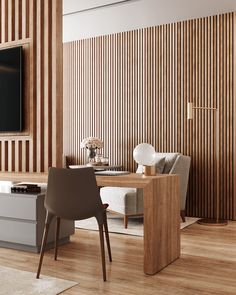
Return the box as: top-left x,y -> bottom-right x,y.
100,187 -> 139,215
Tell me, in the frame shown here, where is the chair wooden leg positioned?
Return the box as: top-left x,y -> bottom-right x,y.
98,224 -> 106,281
103,212 -> 112,262
36,223 -> 50,279
180,210 -> 186,223
124,215 -> 128,228
54,217 -> 61,261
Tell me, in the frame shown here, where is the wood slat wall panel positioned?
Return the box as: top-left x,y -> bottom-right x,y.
64,12 -> 236,220
0,0 -> 63,172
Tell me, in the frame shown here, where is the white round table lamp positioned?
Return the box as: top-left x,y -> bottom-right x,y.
133,143 -> 156,176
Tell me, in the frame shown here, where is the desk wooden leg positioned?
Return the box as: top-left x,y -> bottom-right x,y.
143,175 -> 180,275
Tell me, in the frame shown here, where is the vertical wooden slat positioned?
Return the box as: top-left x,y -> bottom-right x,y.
8,140 -> 12,172
18,140 -> 22,171
233,13 -> 236,219
36,0 -> 43,172
51,0 -> 63,168
15,0 -> 19,40
8,0 -> 13,42
21,140 -> 26,172
15,140 -> 19,172
43,0 -> 49,171
1,0 -> 8,43
25,0 -> 29,38
21,0 -> 26,38
1,142 -> 4,171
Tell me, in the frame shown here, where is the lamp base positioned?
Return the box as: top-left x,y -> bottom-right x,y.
143,166 -> 156,176
197,218 -> 228,226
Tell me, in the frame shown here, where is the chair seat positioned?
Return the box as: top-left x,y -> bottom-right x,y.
100,187 -> 143,215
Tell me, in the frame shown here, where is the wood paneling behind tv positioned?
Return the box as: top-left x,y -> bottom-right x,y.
0,0 -> 63,172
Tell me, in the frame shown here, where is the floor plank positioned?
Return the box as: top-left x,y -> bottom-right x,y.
0,222 -> 236,294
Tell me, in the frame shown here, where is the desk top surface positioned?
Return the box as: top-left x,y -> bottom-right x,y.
0,172 -> 177,189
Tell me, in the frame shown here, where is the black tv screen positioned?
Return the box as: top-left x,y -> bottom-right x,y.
0,46 -> 22,132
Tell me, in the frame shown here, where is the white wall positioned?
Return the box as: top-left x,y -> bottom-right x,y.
63,0 -> 236,42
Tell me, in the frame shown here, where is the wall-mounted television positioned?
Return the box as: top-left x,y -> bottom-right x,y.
0,46 -> 22,132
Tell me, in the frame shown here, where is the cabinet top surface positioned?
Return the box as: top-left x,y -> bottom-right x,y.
0,192 -> 45,198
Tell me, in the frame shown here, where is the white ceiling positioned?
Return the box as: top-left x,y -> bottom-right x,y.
63,0 -> 236,41
63,0 -> 126,15
63,0 -> 236,18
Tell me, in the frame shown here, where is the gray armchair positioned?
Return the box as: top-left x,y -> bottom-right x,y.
100,153 -> 191,228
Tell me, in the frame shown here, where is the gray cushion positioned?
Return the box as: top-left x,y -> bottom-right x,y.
155,156 -> 166,173
136,156 -> 166,174
155,153 -> 180,173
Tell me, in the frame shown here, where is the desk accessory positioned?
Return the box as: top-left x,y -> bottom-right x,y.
80,137 -> 103,165
133,143 -> 156,176
187,102 -> 227,226
11,183 -> 41,194
95,171 -> 130,176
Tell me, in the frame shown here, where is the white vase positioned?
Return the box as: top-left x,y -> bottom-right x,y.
87,148 -> 97,164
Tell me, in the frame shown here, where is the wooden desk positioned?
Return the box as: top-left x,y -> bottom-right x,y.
0,172 -> 180,275
96,173 -> 180,275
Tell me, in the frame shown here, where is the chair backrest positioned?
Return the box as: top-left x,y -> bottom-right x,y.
135,152 -> 191,211
170,155 -> 191,210
45,167 -> 104,222
155,152 -> 180,173
136,153 -> 180,174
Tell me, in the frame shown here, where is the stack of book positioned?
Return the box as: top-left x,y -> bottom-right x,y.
11,184 -> 41,194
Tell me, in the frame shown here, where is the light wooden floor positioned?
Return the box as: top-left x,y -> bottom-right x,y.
0,222 -> 236,294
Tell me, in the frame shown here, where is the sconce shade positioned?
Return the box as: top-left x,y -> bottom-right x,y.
133,143 -> 156,166
187,102 -> 193,120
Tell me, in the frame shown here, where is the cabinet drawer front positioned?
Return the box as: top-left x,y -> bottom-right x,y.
0,195 -> 37,220
0,219 -> 36,246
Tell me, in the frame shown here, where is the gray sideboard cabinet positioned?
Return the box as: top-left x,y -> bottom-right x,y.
0,192 -> 74,252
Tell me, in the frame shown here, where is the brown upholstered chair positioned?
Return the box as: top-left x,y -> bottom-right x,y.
36,167 -> 112,281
